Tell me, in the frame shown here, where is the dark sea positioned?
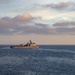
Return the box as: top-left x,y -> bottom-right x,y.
0,45 -> 75,75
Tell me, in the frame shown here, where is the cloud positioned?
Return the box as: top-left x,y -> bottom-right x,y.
53,21 -> 75,34
0,13 -> 75,35
55,27 -> 75,35
44,2 -> 75,11
29,2 -> 75,20
0,13 -> 54,35
13,13 -> 33,22
35,23 -> 49,27
0,13 -> 33,35
53,21 -> 75,27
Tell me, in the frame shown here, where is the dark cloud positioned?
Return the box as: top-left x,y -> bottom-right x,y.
53,21 -> 75,27
55,27 -> 75,34
53,21 -> 75,34
19,25 -> 53,35
35,23 -> 49,27
44,2 -> 75,11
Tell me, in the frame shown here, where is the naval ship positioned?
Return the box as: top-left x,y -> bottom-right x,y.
10,40 -> 39,48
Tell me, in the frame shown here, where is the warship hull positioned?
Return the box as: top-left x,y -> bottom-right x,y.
10,46 -> 39,49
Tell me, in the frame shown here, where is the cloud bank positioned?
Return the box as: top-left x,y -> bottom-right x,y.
0,13 -> 75,35
0,13 -> 54,35
44,2 -> 75,11
1,1 -> 75,35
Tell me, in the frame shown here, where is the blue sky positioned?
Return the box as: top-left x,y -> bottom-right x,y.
0,0 -> 75,44
0,0 -> 75,17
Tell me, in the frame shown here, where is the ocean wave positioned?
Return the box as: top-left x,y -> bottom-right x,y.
35,48 -> 75,54
1,47 -> 11,49
0,56 -> 23,65
45,57 -> 75,66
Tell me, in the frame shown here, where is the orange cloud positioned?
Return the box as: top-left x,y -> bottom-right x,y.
13,13 -> 33,22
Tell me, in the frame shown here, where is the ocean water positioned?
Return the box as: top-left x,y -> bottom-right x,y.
0,45 -> 75,75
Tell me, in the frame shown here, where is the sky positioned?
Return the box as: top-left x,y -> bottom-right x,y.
0,0 -> 75,45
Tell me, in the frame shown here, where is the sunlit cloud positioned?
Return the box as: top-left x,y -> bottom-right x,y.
0,1 -> 75,35
0,13 -> 54,35
0,13 -> 75,35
